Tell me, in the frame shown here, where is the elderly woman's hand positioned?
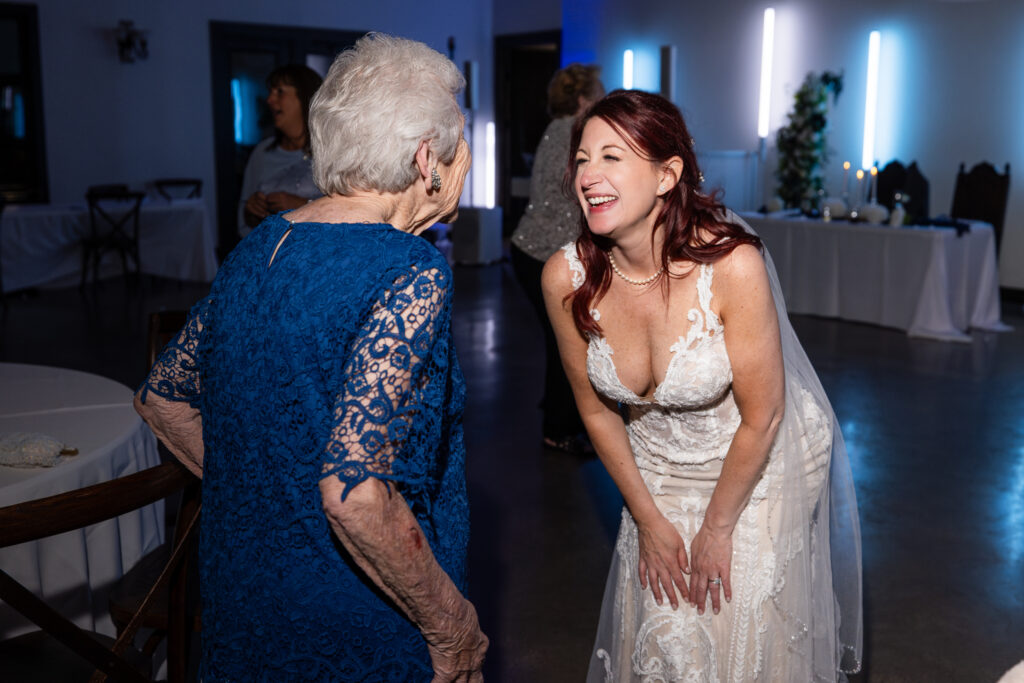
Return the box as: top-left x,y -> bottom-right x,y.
427,596 -> 488,682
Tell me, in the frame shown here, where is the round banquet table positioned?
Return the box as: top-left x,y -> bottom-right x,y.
0,362 -> 163,639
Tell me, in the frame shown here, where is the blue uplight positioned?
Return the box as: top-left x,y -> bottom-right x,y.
231,78 -> 243,145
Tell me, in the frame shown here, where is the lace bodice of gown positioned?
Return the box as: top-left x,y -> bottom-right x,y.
562,242 -> 741,470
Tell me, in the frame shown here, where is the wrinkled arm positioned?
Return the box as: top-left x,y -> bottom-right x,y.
320,266 -> 485,682
134,392 -> 204,478
135,299 -> 210,478
320,477 -> 485,681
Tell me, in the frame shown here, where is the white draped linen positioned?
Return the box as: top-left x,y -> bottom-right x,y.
0,363 -> 162,639
0,197 -> 218,293
740,212 -> 1011,342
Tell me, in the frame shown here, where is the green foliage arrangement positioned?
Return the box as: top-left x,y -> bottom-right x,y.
775,70 -> 843,209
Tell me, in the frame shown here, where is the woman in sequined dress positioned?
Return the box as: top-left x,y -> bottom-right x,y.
510,64 -> 604,454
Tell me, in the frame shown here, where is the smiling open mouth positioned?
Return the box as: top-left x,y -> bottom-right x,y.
587,195 -> 617,206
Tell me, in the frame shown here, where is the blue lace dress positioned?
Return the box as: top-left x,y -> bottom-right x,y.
139,214 -> 469,681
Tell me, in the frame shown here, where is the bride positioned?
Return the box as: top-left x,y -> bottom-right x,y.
541,89 -> 862,682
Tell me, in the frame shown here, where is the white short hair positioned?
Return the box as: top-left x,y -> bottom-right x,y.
310,33 -> 466,196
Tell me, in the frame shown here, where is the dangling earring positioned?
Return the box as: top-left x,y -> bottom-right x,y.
431,168 -> 442,192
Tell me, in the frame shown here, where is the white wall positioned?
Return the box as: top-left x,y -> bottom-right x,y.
32,0 -> 494,236
563,0 -> 1024,288
493,0 -> 560,36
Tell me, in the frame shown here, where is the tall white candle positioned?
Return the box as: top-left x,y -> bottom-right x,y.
870,166 -> 878,204
856,169 -> 865,207
842,161 -> 851,199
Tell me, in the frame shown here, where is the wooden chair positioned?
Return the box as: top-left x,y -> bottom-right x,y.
876,160 -> 930,224
146,310 -> 189,368
152,179 -> 202,201
81,187 -> 146,288
103,309 -> 203,679
951,162 -> 1011,252
107,472 -> 201,682
875,160 -> 907,211
1,196 -> 6,310
0,461 -> 200,682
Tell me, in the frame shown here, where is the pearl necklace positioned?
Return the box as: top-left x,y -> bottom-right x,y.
607,252 -> 664,286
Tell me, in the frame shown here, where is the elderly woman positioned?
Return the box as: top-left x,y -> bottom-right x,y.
238,64 -> 323,237
136,34 -> 487,681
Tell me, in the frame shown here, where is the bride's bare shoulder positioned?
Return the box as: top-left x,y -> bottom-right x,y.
541,243 -> 581,298
713,242 -> 772,310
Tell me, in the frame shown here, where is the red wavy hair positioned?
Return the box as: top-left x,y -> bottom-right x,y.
563,89 -> 761,336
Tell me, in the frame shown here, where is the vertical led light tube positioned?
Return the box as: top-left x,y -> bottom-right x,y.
230,78 -> 243,144
862,30 -> 881,171
623,50 -> 634,90
757,8 -> 775,139
485,121 -> 496,209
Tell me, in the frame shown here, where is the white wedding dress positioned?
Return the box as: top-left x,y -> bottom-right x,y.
561,232 -> 861,682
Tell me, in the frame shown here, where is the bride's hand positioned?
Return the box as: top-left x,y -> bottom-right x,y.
688,524 -> 733,615
636,513 -> 690,609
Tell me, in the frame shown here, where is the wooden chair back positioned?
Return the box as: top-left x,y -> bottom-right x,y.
153,179 -> 202,201
876,159 -> 930,224
0,461 -> 200,682
875,160 -> 907,211
82,187 -> 146,287
951,161 -> 1011,252
0,196 -> 6,306
147,310 -> 189,368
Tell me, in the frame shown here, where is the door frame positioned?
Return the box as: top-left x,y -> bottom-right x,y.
493,30 -> 561,235
209,21 -> 364,254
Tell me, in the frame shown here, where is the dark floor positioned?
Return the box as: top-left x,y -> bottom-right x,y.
2,264 -> 1023,682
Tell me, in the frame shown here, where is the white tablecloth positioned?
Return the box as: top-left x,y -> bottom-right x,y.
0,363 -> 162,639
0,198 -> 218,293
741,212 -> 1011,342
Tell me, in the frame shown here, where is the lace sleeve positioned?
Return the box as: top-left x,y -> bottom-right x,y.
322,265 -> 451,499
137,296 -> 212,410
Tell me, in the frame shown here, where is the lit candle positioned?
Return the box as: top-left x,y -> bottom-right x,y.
842,161 -> 851,199
856,169 -> 865,206
870,166 -> 878,204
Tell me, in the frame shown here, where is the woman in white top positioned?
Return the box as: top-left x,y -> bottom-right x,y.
542,89 -> 862,682
238,64 -> 323,237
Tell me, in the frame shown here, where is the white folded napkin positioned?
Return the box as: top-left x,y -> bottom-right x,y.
0,432 -> 75,468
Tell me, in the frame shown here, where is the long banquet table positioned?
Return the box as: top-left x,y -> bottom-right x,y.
741,212 -> 1011,341
0,363 -> 163,639
1,197 -> 218,293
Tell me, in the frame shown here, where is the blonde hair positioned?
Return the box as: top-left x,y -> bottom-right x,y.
309,33 -> 465,195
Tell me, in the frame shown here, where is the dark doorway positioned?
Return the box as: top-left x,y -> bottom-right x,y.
0,2 -> 47,203
209,22 -> 364,255
494,31 -> 560,237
